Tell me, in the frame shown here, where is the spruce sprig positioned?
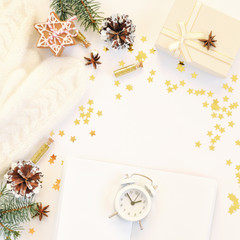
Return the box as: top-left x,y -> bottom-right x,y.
50,0 -> 104,32
0,183 -> 39,240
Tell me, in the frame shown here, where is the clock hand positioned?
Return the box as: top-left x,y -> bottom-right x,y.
133,193 -> 140,202
127,193 -> 134,205
133,200 -> 142,204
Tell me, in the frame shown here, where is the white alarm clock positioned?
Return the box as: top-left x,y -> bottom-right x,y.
109,173 -> 157,230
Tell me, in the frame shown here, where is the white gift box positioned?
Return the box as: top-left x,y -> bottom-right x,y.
155,0 -> 240,77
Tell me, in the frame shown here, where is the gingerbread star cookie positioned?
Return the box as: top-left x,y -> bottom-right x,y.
34,12 -> 77,56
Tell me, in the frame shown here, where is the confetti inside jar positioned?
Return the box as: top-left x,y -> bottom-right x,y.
114,61 -> 143,78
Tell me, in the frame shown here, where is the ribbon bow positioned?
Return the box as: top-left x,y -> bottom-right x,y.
47,16 -> 78,47
169,21 -> 204,62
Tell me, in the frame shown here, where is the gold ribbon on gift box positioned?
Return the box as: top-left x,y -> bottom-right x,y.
161,1 -> 233,64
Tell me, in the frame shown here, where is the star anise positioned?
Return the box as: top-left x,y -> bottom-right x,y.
199,31 -> 217,50
84,51 -> 101,69
35,203 -> 50,221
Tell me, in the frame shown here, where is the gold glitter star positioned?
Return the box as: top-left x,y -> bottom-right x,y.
88,107 -> 93,113
116,93 -> 122,100
29,228 -> 35,235
150,48 -> 156,54
52,179 -> 61,191
211,138 -> 216,144
176,64 -> 185,72
215,124 -> 220,130
228,87 -> 233,93
114,80 -> 120,86
89,75 -> 95,81
135,51 -> 147,62
226,111 -> 232,117
148,77 -> 153,83
74,119 -> 80,125
179,80 -> 186,86
222,106 -> 227,112
141,36 -> 147,42
70,136 -> 76,142
86,112 -> 91,118
195,141 -> 201,148
222,83 -> 229,90
207,131 -> 213,137
80,112 -> 85,118
97,110 -> 102,117
126,84 -> 133,91
223,96 -> 229,102
215,135 -> 221,141
191,72 -> 197,78
88,99 -> 94,105
236,165 -> 240,171
235,140 -> 240,146
84,118 -> 89,124
231,75 -> 238,82
89,130 -> 96,136
211,112 -> 217,118
50,131 -> 54,136
218,114 -> 224,120
59,130 -> 65,137
207,91 -> 214,97
173,84 -> 178,90
187,88 -> 193,94
203,101 -> 208,108
209,145 -> 215,151
194,90 -> 200,96
150,70 -> 156,75
200,89 -> 206,95
219,127 -> 225,133
229,121 -> 235,127
167,87 -> 173,93
48,154 -> 57,165
79,106 -> 85,111
103,47 -> 109,52
165,80 -> 171,86
119,60 -> 125,67
226,160 -> 232,166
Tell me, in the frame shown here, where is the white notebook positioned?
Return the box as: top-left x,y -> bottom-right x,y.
55,158 -> 217,240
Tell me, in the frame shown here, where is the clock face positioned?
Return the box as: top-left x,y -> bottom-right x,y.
115,186 -> 151,222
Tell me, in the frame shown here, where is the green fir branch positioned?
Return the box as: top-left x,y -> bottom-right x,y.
51,0 -> 104,31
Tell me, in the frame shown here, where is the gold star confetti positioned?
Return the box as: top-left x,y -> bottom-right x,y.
191,72 -> 197,78
135,51 -> 147,62
126,84 -> 133,91
176,64 -> 185,72
222,106 -> 227,112
79,106 -> 85,111
148,76 -> 153,83
228,193 -> 239,214
86,112 -> 91,118
187,88 -> 193,94
223,96 -> 229,102
229,121 -> 235,127
203,101 -> 208,108
61,161 -> 64,165
226,111 -> 232,117
141,36 -> 147,42
29,228 -> 35,235
48,154 -> 57,165
231,75 -> 238,82
52,179 -> 61,191
89,75 -> 95,81
80,112 -> 85,118
209,145 -> 215,151
103,47 -> 109,52
226,160 -> 232,166
235,139 -> 240,146
211,138 -> 216,144
165,80 -> 171,86
236,165 -> 240,171
119,60 -> 125,67
97,110 -> 102,117
195,141 -> 201,148
219,127 -> 225,133
88,99 -> 94,105
179,80 -> 186,86
88,107 -> 93,113
173,84 -> 178,90
211,112 -> 217,118
228,87 -> 234,93
207,91 -> 214,97
207,131 -> 213,137
116,93 -> 122,100
49,131 -> 54,136
200,89 -> 206,95
89,130 -> 96,136
59,130 -> 65,137
215,135 -> 221,141
74,119 -> 80,125
218,114 -> 224,120
222,83 -> 229,90
150,70 -> 156,76
214,124 -> 220,130
83,118 -> 89,124
114,80 -> 120,86
70,136 -> 76,142
150,48 -> 156,54
167,87 -> 173,93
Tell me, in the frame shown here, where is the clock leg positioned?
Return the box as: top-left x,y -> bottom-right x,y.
139,220 -> 143,230
109,212 -> 118,218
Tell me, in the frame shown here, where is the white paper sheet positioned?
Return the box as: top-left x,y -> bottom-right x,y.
55,158 -> 217,240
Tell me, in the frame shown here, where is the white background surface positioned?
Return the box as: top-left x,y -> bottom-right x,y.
3,0 -> 240,239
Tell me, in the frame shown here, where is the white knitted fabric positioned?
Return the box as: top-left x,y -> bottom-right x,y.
0,0 -> 87,175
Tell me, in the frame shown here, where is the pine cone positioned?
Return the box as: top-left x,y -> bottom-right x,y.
5,160 -> 43,198
100,14 -> 136,50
